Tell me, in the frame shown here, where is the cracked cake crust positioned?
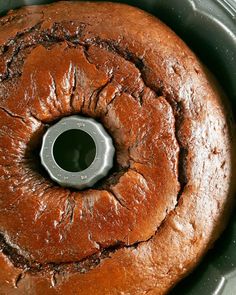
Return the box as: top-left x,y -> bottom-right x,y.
0,2 -> 235,294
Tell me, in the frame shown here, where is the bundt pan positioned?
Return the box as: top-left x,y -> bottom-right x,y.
0,0 -> 235,294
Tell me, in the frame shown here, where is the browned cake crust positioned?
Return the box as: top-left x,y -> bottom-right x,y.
0,2 -> 235,294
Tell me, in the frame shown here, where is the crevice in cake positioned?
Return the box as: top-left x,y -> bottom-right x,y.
90,37 -> 145,72
48,72 -> 62,113
107,188 -> 130,210
103,90 -> 120,116
87,87 -> 97,112
0,233 -> 32,270
81,44 -> 100,71
14,272 -> 25,288
50,270 -> 58,288
0,106 -> 26,124
86,37 -> 166,98
93,75 -> 114,112
87,75 -> 114,112
66,194 -> 76,225
176,147 -> 188,200
69,66 -> 78,112
162,98 -> 188,202
94,165 -> 127,189
129,167 -> 148,184
27,110 -> 44,124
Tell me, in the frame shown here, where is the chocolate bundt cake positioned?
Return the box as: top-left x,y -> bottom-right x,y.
0,2 -> 235,294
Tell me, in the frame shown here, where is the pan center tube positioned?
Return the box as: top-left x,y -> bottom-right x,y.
40,115 -> 115,190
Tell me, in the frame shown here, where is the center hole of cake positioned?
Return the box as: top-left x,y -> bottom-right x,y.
53,129 -> 96,172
